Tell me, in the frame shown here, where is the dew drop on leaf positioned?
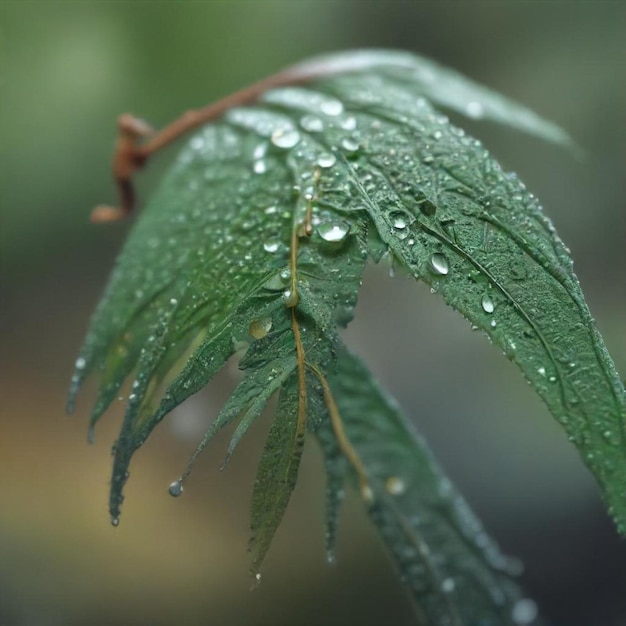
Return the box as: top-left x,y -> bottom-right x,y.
270,128 -> 301,149
429,253 -> 449,276
341,137 -> 360,154
385,476 -> 406,496
318,221 -> 350,243
300,115 -> 324,132
320,99 -> 344,116
317,153 -> 337,169
249,317 -> 273,340
481,294 -> 495,313
263,239 -> 281,253
253,160 -> 267,174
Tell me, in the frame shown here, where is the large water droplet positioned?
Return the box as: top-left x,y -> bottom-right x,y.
320,99 -> 344,116
249,317 -> 272,340
168,480 -> 183,497
271,128 -> 300,149
318,221 -> 350,243
481,294 -> 495,313
430,253 -> 449,275
511,598 -> 538,625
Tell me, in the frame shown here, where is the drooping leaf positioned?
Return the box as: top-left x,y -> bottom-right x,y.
319,346 -> 530,626
70,49 -> 625,621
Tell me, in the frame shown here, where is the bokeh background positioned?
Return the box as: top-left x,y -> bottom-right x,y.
1,1 -> 625,625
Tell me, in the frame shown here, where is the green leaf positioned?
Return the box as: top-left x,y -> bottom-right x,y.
71,48 -> 625,621
249,375 -> 304,575
320,346 -> 528,625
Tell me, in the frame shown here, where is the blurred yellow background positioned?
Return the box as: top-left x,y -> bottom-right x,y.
1,2 -> 625,625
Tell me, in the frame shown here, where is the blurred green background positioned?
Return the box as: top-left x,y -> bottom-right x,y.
1,1 -> 625,625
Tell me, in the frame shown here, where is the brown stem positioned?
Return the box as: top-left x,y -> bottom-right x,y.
92,59 -> 340,223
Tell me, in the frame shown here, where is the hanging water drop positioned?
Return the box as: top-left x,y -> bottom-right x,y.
481,294 -> 495,313
111,516 -> 119,527
318,221 -> 350,243
511,598 -> 538,625
270,128 -> 300,149
429,253 -> 449,276
168,480 -> 184,497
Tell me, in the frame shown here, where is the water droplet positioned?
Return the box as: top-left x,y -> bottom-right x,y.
318,221 -> 350,243
191,136 -> 205,151
341,137 -> 359,153
253,160 -> 267,174
537,367 -> 546,376
169,298 -> 178,305
360,484 -> 374,503
249,317 -> 272,340
441,578 -> 455,593
385,476 -> 406,496
270,128 -> 300,149
490,319 -> 497,328
263,239 -> 281,253
429,253 -> 449,275
252,143 -> 267,160
392,215 -> 408,229
168,480 -> 183,497
466,101 -> 485,118
340,116 -> 357,130
320,99 -> 344,116
75,357 -> 86,370
111,516 -> 119,527
255,573 -> 262,582
317,153 -> 337,168
300,115 -> 324,132
511,598 -> 538,625
281,288 -> 298,307
481,294 -> 495,313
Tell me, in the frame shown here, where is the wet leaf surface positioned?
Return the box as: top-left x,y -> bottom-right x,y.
71,50 -> 625,624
